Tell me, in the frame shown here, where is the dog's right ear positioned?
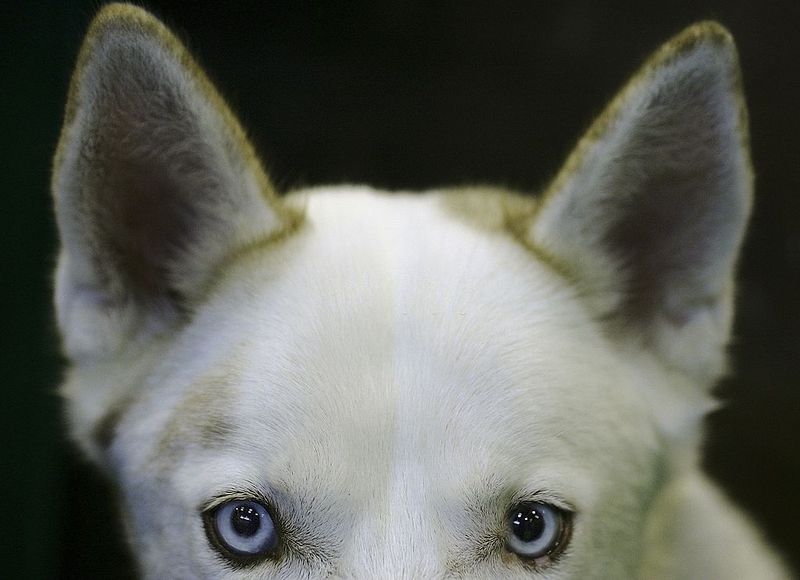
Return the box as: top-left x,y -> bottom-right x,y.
52,4 -> 300,362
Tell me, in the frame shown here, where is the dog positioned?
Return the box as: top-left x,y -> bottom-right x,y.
52,4 -> 791,578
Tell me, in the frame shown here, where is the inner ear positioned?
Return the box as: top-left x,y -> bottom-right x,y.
100,158 -> 201,307
607,160 -> 745,326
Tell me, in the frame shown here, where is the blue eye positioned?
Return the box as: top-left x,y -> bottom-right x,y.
205,499 -> 279,561
506,501 -> 569,561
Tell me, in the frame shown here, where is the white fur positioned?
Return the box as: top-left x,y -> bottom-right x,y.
53,5 -> 790,579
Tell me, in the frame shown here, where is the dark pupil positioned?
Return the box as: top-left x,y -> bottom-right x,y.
231,504 -> 261,537
512,506 -> 544,542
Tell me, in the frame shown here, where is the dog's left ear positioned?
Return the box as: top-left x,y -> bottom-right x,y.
528,23 -> 751,383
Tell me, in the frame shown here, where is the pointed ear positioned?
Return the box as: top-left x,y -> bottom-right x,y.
527,23 -> 751,382
52,5 -> 301,361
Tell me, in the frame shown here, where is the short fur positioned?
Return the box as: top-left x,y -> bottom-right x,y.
53,4 -> 790,579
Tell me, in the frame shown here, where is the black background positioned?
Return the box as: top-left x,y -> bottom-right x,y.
4,1 -> 799,577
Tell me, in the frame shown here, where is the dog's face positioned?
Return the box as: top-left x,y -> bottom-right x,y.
100,192 -> 666,578
54,5 -> 779,579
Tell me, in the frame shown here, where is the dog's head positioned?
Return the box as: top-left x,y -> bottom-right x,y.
54,5 -> 758,578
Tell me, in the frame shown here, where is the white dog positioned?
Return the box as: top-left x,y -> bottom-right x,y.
53,4 -> 791,578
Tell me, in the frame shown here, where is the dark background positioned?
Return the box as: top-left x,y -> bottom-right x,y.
3,1 -> 798,577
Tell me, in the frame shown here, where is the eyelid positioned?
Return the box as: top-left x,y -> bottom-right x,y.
200,488 -> 273,513
511,490 -> 576,514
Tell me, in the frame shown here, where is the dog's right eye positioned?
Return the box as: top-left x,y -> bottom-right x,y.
204,499 -> 279,562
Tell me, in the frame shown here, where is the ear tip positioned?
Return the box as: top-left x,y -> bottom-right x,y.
676,21 -> 735,45
656,21 -> 740,71
56,4 -> 179,154
74,3 -> 177,73
88,3 -> 166,37
80,3 -> 181,65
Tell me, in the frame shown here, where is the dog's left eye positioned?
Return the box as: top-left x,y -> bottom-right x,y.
506,501 -> 570,563
204,499 -> 279,562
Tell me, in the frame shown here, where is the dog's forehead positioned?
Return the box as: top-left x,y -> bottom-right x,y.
146,190 -> 658,500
